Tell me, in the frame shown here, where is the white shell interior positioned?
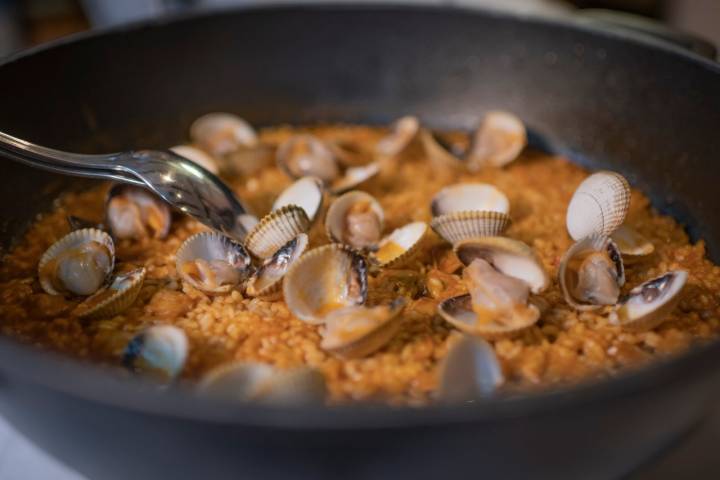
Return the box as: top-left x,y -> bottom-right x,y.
272,177 -> 324,222
431,183 -> 510,217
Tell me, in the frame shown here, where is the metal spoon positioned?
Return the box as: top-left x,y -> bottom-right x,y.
0,131 -> 257,240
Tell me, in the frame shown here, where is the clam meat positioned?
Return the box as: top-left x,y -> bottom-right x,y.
106,184 -> 172,240
176,232 -> 253,294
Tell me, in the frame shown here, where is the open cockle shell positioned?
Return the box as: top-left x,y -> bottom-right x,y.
610,270 -> 688,331
559,235 -> 625,311
320,298 -> 406,359
454,236 -> 549,294
175,231 -> 253,294
329,161 -> 381,195
272,176 -> 324,224
431,183 -> 510,217
611,224 -> 655,261
105,184 -> 172,240
466,110 -> 527,171
122,325 -> 188,382
438,293 -> 540,339
170,145 -> 219,174
325,191 -> 385,250
198,363 -> 327,406
245,234 -> 309,299
566,171 -> 631,241
244,205 -> 311,259
283,244 -> 368,324
430,210 -> 511,246
375,115 -> 420,157
276,134 -> 340,183
74,267 -> 146,319
436,335 -> 504,403
418,129 -> 465,170
370,221 -> 429,268
38,228 -> 115,297
189,112 -> 258,156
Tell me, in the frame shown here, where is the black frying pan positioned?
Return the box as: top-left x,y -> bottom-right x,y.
0,5 -> 719,479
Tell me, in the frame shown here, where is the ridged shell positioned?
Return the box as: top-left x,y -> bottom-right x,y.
558,235 -> 625,311
276,134 -> 339,183
371,221 -> 428,268
244,205 -> 311,259
436,334 -> 504,403
430,211 -> 511,245
438,294 -> 540,340
175,231 -> 253,294
320,298 -> 406,359
198,363 -> 326,406
325,191 -> 385,249
566,171 -> 631,241
189,112 -> 258,156
272,176 -> 324,224
122,325 -> 188,381
375,115 -> 420,157
38,228 -> 115,296
170,145 -> 219,174
466,111 -> 527,171
431,183 -> 510,217
611,224 -> 654,261
609,270 -> 687,332
74,267 -> 146,319
283,244 -> 368,324
245,234 -> 309,299
454,236 -> 549,294
329,162 -> 380,195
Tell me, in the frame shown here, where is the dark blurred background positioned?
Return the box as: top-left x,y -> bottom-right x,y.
0,0 -> 718,57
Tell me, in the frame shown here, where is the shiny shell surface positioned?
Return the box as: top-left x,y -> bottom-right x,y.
466,111 -> 527,171
610,270 -> 688,331
430,210 -> 511,245
245,234 -> 309,298
438,293 -> 540,339
74,267 -> 146,319
371,221 -> 428,268
123,325 -> 188,381
283,244 -> 368,324
38,228 -> 115,297
244,205 -> 311,259
325,191 -> 385,250
272,176 -> 324,223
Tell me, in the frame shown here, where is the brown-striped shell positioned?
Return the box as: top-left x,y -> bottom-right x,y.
320,298 -> 406,359
325,191 -> 385,250
454,236 -> 549,294
283,244 -> 368,324
244,205 -> 311,259
245,234 -> 309,299
38,228 -> 115,297
73,267 -> 146,319
566,171 -> 631,241
609,270 -> 687,331
559,235 -> 625,311
430,211 -> 511,245
466,110 -> 527,171
175,232 -> 253,294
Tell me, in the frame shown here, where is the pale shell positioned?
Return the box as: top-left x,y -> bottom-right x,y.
566,171 -> 631,241
320,298 -> 406,359
244,205 -> 311,259
436,334 -> 504,403
329,162 -> 380,195
611,224 -> 654,261
38,228 -> 115,296
454,236 -> 549,294
430,211 -> 511,245
170,145 -> 219,174
375,115 -> 420,157
276,134 -> 339,183
123,325 -> 188,382
437,293 -> 540,340
466,110 -> 527,171
431,183 -> 510,217
189,112 -> 258,156
74,267 -> 146,319
245,234 -> 309,299
325,191 -> 385,250
283,244 -> 368,324
609,270 -> 687,331
272,176 -> 324,224
370,221 -> 428,268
